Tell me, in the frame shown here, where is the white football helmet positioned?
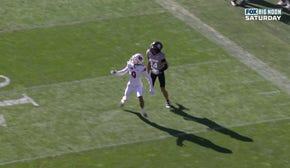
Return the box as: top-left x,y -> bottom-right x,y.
130,53 -> 144,65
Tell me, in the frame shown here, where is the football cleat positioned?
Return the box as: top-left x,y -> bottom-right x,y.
120,99 -> 125,107
165,101 -> 171,109
141,109 -> 148,118
110,70 -> 116,74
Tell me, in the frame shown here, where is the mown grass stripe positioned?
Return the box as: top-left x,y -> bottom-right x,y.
0,114 -> 289,166
0,11 -> 166,34
0,59 -> 229,95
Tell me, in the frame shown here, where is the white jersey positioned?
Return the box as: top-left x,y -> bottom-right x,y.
115,62 -> 152,87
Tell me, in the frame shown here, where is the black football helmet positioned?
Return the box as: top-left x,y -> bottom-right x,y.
151,41 -> 163,52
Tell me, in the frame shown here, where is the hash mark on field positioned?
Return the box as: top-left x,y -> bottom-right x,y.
257,90 -> 280,95
242,80 -> 264,84
0,115 -> 7,127
156,0 -> 290,95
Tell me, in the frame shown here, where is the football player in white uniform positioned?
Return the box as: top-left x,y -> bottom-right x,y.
111,53 -> 155,117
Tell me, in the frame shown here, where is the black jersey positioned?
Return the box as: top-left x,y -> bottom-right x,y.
146,49 -> 166,74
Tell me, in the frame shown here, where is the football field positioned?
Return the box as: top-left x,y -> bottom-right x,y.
0,0 -> 290,167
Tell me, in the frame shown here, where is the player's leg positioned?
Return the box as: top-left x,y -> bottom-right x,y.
285,0 -> 290,9
239,0 -> 246,6
136,86 -> 147,117
150,73 -> 157,87
158,73 -> 171,108
277,0 -> 287,6
120,84 -> 133,107
231,0 -> 238,6
138,96 -> 147,117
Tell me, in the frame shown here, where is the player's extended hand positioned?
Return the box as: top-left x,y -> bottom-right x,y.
110,70 -> 117,74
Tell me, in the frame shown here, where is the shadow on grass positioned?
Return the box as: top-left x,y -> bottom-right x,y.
125,110 -> 232,154
242,0 -> 290,24
170,103 -> 253,142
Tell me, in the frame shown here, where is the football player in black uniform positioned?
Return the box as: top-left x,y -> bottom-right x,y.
231,0 -> 246,6
146,41 -> 171,108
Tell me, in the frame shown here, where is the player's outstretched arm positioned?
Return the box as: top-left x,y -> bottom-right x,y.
143,71 -> 155,96
110,66 -> 128,76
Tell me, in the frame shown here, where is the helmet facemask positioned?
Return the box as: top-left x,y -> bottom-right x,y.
130,53 -> 144,65
150,41 -> 163,55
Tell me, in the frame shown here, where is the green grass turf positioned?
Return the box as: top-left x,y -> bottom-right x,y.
0,12 -> 222,90
0,0 -> 290,167
178,0 -> 290,78
3,120 -> 290,168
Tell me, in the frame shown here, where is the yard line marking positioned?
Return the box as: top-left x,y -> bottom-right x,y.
0,115 -> 7,127
257,90 -> 280,95
0,115 -> 289,166
242,80 -> 264,84
155,0 -> 290,95
0,75 -> 10,88
0,94 -> 39,107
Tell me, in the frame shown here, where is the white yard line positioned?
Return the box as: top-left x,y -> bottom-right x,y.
155,0 -> 290,95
